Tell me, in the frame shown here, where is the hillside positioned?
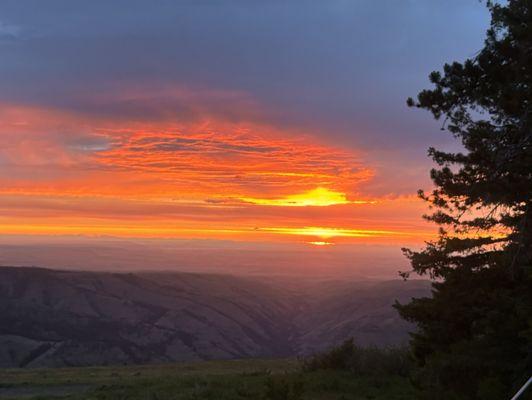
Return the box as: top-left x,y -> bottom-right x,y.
0,266 -> 429,368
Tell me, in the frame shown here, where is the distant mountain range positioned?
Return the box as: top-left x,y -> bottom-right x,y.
0,266 -> 430,368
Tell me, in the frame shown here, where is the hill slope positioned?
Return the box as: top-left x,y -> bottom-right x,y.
0,266 -> 429,367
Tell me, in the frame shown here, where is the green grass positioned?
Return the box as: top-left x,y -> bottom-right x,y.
0,358 -> 416,400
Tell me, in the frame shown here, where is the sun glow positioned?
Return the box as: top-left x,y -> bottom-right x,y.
0,106 -> 433,245
261,226 -> 403,238
240,187 -> 369,207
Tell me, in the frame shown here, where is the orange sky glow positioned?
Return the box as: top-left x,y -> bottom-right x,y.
0,104 -> 434,246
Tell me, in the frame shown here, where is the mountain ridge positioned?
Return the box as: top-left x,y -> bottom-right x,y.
0,266 -> 430,368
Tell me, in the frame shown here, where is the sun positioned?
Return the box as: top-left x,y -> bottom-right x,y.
240,187 -> 370,207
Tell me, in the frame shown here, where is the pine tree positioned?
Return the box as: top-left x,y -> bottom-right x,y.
395,1 -> 532,399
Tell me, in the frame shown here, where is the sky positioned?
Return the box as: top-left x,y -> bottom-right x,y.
0,1 -> 490,272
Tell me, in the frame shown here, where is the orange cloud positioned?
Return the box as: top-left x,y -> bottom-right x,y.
0,103 -> 433,245
92,125 -> 373,199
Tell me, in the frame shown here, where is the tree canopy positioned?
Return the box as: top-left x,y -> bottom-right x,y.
396,1 -> 532,398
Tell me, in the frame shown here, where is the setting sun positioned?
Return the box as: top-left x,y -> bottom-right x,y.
239,187 -> 367,207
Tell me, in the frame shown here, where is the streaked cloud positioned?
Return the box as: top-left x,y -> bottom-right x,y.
259,226 -> 406,239
93,126 -> 372,200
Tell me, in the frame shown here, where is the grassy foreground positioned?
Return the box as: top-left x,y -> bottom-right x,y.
0,358 -> 416,400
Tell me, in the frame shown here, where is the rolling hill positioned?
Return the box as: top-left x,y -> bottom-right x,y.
0,266 -> 429,367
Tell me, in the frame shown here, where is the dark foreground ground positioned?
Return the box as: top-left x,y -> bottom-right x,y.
0,358 -> 415,400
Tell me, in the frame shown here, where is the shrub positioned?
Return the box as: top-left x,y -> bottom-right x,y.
302,338 -> 412,377
263,375 -> 304,400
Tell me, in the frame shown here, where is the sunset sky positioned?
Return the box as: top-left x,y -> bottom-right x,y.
0,1 -> 489,267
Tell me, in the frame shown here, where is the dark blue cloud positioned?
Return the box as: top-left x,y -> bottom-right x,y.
0,1 -> 489,157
